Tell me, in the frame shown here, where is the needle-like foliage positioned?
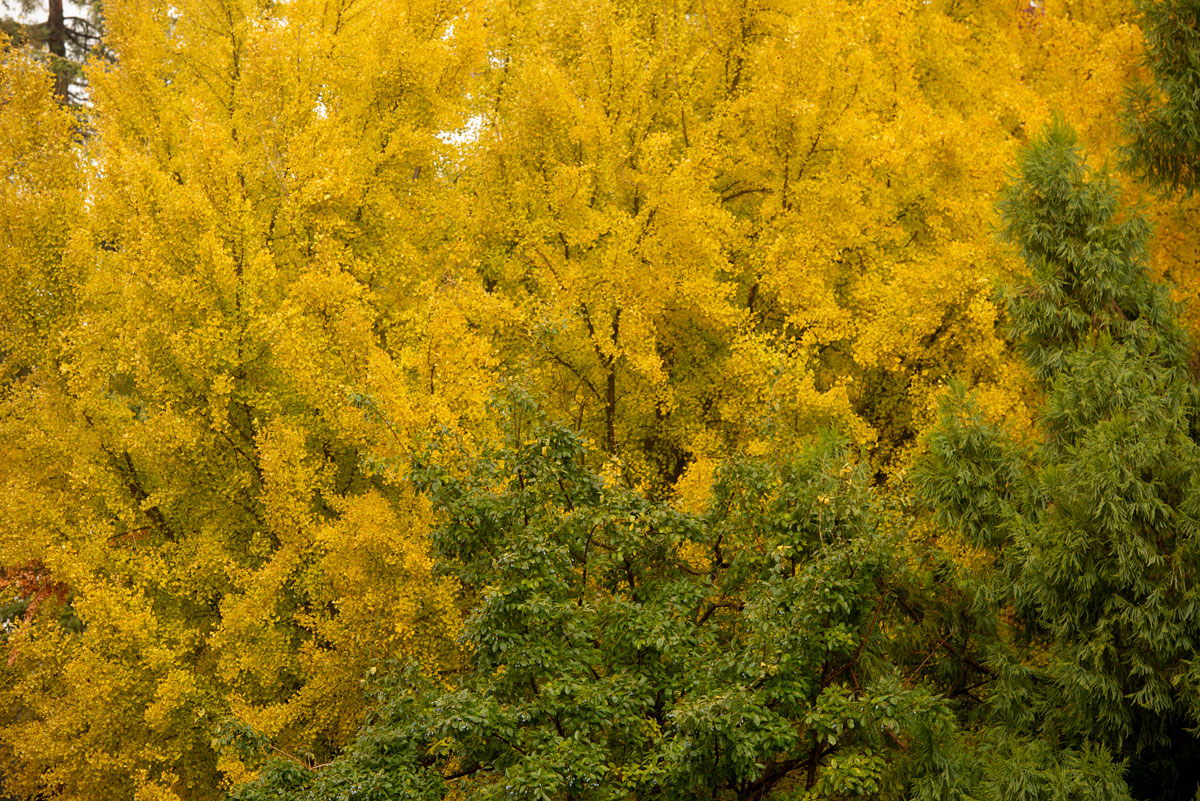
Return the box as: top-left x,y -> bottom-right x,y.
921,123 -> 1200,801
1123,0 -> 1200,194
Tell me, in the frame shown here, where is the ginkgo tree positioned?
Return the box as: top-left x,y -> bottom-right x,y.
460,0 -> 745,485
462,0 -> 1159,483
0,47 -> 80,377
0,0 -> 498,797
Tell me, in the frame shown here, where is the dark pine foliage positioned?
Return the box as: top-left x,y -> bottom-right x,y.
1123,0 -> 1200,195
920,122 -> 1200,801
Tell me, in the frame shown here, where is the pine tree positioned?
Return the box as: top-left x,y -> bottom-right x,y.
920,122 -> 1200,801
1123,0 -> 1200,195
0,0 -> 104,103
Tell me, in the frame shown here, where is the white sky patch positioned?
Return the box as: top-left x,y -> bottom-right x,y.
2,0 -> 90,24
438,114 -> 484,147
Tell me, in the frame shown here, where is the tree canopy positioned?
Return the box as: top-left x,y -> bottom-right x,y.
3,0 -> 1200,799
232,409 -> 1129,801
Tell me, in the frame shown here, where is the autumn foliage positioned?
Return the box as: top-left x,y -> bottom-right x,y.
3,0 -> 1200,799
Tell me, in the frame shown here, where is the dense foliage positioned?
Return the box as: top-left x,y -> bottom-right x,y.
921,124 -> 1200,801
233,411 -> 1128,801
235,123 -> 1200,801
3,0 -> 1200,799
1124,0 -> 1200,194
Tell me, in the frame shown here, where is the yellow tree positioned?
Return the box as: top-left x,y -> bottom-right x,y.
0,2 -> 498,798
462,0 -> 881,490
461,0 -> 746,485
463,0 -> 1149,484
708,0 -> 1157,468
0,0 -> 1171,797
0,48 -> 81,378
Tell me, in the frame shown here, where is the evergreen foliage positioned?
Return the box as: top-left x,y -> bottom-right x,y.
998,121 -> 1186,382
1123,0 -> 1200,194
920,123 -> 1200,801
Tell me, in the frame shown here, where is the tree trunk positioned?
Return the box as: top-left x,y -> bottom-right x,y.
47,0 -> 68,102
604,312 -> 620,455
605,366 -> 616,455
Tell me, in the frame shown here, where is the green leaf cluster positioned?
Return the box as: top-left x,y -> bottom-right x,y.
1123,0 -> 1200,194
233,394 -> 1140,799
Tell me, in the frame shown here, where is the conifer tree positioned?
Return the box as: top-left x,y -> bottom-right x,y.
1123,0 -> 1200,194
1120,0 -> 1200,341
920,122 -> 1200,801
1,0 -> 104,103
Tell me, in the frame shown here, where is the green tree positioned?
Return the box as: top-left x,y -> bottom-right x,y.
920,123 -> 1200,801
231,401 -> 1130,801
1123,0 -> 1200,195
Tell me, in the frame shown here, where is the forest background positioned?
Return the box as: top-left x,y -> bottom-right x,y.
4,0 -> 1200,798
